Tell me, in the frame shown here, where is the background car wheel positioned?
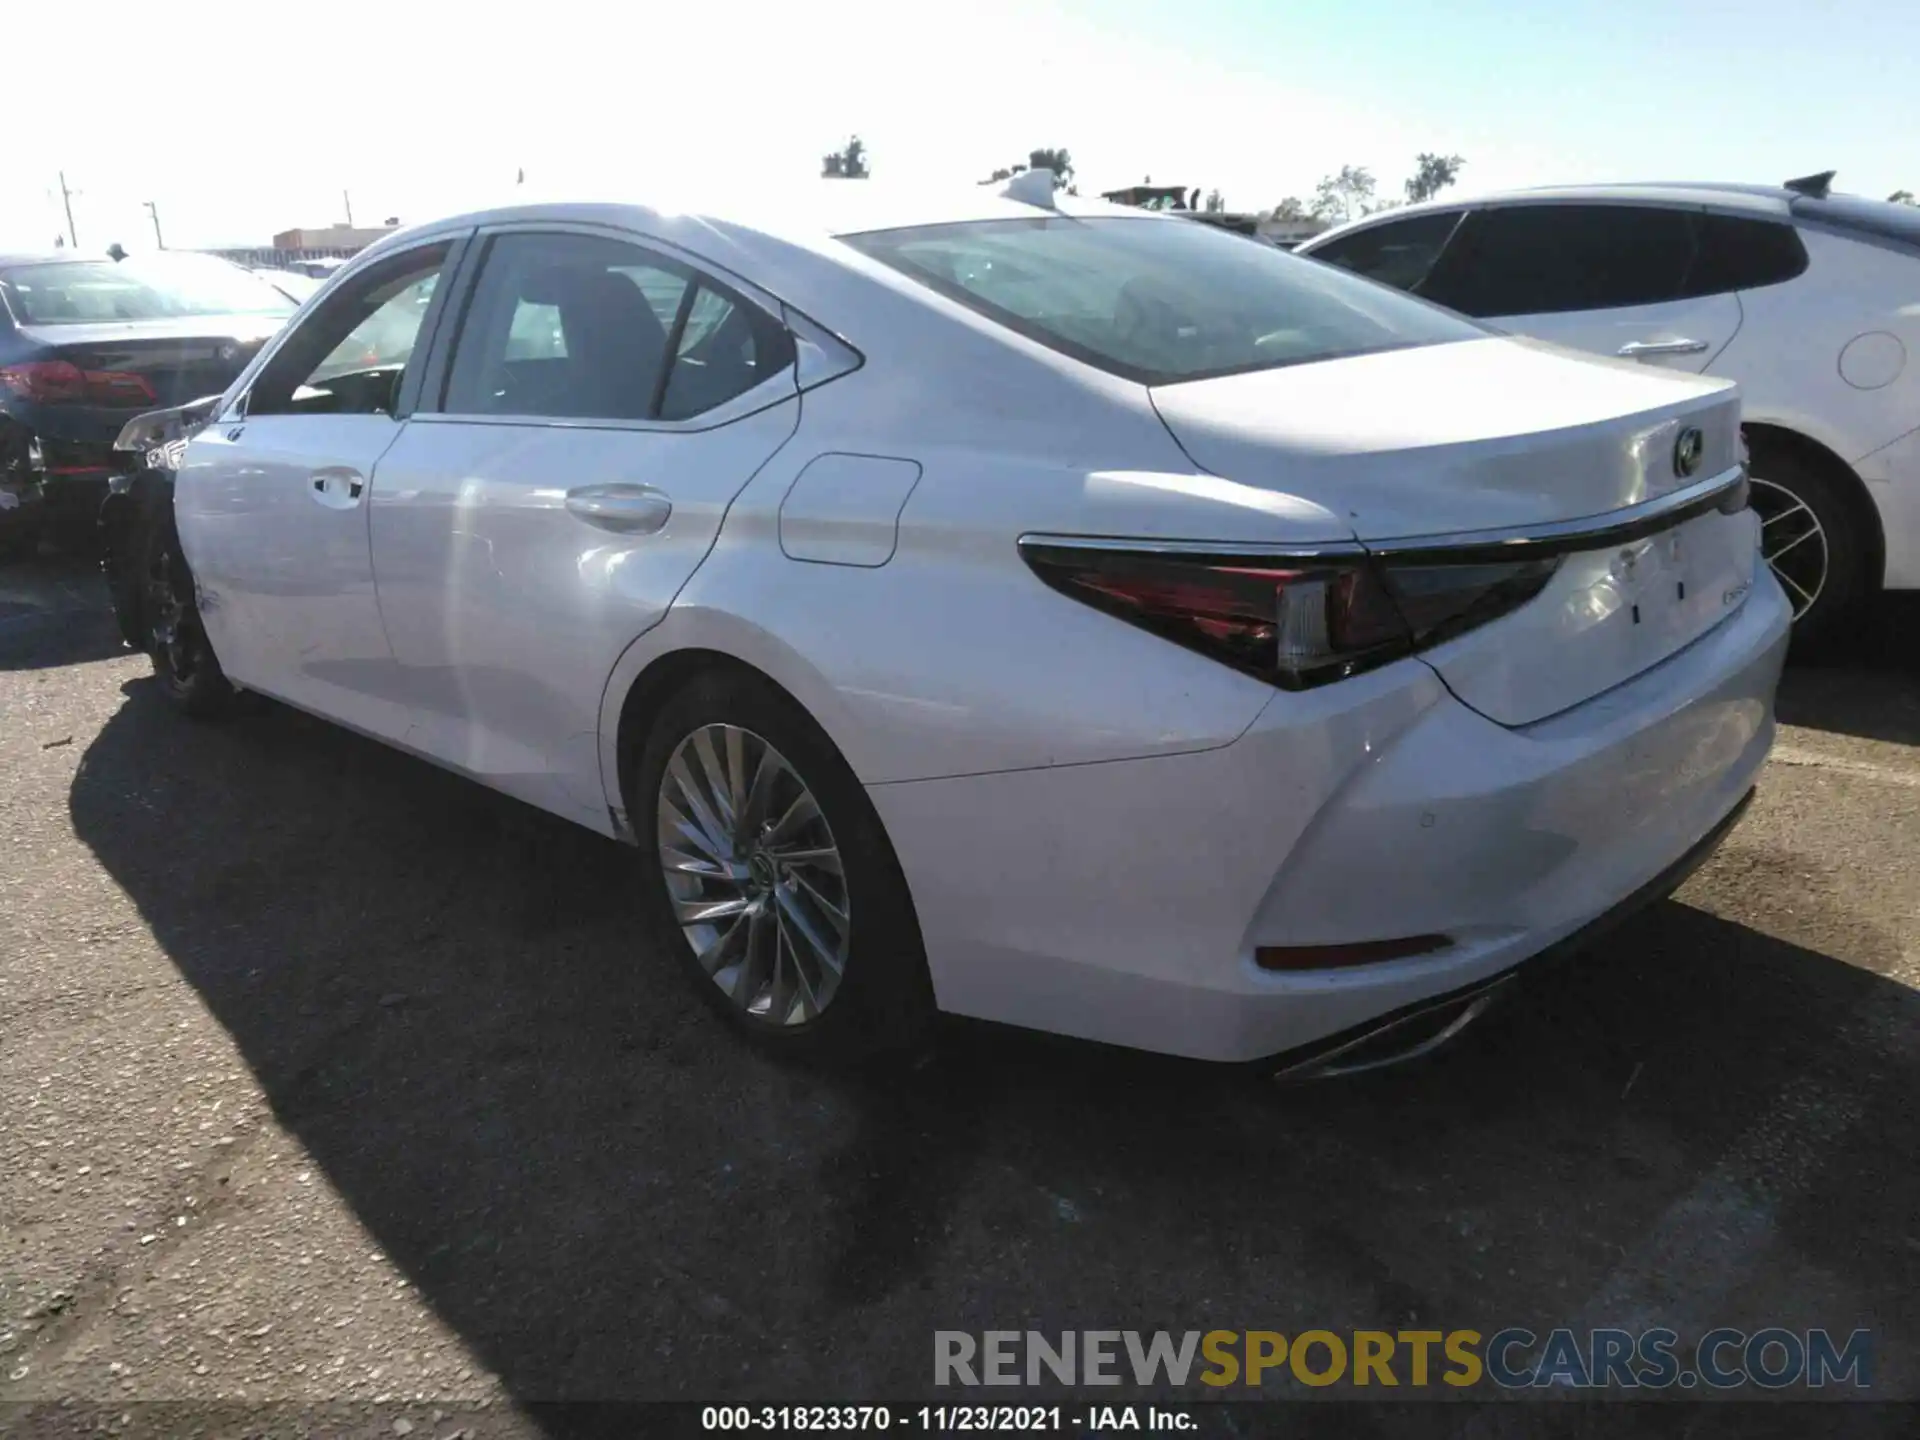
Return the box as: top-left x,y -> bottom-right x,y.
629,667 -> 935,1066
1743,433 -> 1866,652
142,511 -> 241,718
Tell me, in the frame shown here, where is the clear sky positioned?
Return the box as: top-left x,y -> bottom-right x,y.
4,0 -> 1914,253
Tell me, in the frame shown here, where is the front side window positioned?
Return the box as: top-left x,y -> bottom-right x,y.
1422,204 -> 1696,318
1308,211 -> 1464,295
441,232 -> 793,422
843,216 -> 1481,385
247,245 -> 452,417
0,254 -> 296,325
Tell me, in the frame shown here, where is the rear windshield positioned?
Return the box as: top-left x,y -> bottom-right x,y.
0,255 -> 297,325
842,216 -> 1482,385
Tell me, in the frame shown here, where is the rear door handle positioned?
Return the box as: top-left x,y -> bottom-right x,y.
565,483 -> 672,535
1617,337 -> 1709,358
309,466 -> 366,509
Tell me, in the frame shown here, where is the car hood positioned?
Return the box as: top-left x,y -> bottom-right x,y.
1148,336 -> 1742,541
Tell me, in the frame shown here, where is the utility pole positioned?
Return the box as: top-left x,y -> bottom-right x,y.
342,189 -> 354,227
58,171 -> 79,248
144,201 -> 164,249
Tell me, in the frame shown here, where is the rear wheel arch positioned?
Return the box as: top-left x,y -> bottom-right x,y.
1742,421 -> 1886,591
611,646 -> 866,828
614,648 -> 750,821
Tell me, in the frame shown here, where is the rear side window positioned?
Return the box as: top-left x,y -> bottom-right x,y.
1423,205 -> 1696,317
1308,211 -> 1464,294
843,216 -> 1481,385
1682,214 -> 1808,296
441,232 -> 793,422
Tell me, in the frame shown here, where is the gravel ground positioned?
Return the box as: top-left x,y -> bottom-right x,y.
1,553 -> 1915,1436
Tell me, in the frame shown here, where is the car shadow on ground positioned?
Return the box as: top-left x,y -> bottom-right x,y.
1775,593 -> 1920,747
0,551 -> 125,672
66,674 -> 1920,1422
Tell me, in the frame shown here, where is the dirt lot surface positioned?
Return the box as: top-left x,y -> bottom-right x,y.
2,555 -> 1915,1436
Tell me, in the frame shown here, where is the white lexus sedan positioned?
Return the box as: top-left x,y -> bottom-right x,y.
109,179 -> 1790,1074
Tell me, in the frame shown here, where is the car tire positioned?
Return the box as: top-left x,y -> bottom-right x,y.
141,508 -> 241,719
629,666 -> 936,1066
1743,433 -> 1867,652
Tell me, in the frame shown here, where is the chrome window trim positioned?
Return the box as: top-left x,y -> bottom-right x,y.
1018,463 -> 1748,565
406,364 -> 797,436
785,304 -> 864,391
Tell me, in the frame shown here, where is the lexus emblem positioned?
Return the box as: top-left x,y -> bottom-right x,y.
1674,426 -> 1705,479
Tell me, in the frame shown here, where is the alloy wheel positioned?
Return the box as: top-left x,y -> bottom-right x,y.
1747,474 -> 1828,620
655,724 -> 850,1025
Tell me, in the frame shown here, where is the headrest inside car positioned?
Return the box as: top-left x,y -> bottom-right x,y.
517,264 -> 608,307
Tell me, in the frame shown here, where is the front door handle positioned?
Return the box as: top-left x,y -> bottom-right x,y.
309,466 -> 366,509
565,483 -> 672,535
1617,337 -> 1709,358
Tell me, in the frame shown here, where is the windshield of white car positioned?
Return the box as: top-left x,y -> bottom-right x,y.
842,215 -> 1483,385
1,255 -> 298,325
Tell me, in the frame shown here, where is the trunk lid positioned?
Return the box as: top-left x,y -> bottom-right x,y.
13,316 -> 280,443
1150,336 -> 1757,725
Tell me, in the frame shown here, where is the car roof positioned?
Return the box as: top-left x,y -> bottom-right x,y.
390,177 -> 1174,256
1303,180 -> 1920,252
342,178 -> 1192,324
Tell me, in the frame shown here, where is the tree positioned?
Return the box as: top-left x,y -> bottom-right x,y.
1406,152 -> 1465,204
1203,189 -> 1226,213
1891,189 -> 1916,205
1028,147 -> 1073,185
984,148 -> 1076,193
1312,165 -> 1378,223
821,136 -> 869,179
1268,196 -> 1311,221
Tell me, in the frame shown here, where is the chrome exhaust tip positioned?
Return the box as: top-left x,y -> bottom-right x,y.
1271,974 -> 1513,1082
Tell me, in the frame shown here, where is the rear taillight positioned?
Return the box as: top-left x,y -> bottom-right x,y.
1,359 -> 87,404
1020,541 -> 1560,689
0,360 -> 156,407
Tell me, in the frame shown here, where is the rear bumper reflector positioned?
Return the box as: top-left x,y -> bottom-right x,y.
1255,934 -> 1452,971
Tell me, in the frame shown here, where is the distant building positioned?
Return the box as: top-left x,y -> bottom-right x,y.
269,223 -> 398,253
200,245 -> 359,271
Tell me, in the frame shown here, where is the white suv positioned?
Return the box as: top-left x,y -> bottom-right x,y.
1302,176 -> 1920,645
